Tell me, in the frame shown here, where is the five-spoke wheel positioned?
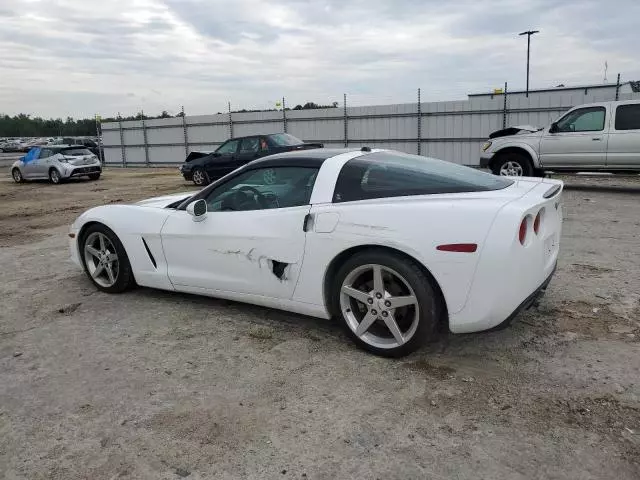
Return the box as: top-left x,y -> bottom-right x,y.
81,225 -> 135,293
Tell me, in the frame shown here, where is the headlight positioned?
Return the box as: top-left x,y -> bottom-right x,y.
59,157 -> 69,163
481,141 -> 492,152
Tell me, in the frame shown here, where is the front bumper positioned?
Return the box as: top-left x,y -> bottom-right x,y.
179,165 -> 193,181
479,152 -> 493,168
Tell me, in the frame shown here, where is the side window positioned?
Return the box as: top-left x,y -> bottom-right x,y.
204,167 -> 318,212
216,139 -> 239,155
239,137 -> 260,154
614,104 -> 640,130
333,152 -> 512,203
39,148 -> 53,159
259,137 -> 270,152
556,107 -> 606,132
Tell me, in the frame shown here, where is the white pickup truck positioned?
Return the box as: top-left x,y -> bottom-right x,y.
480,99 -> 640,176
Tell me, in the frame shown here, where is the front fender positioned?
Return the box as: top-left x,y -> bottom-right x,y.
71,205 -> 175,290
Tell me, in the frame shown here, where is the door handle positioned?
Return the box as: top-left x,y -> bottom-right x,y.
592,137 -> 602,141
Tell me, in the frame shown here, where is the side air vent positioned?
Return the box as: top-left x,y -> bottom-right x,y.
141,237 -> 157,269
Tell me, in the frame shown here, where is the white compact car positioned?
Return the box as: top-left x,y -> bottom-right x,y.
69,148 -> 563,357
11,145 -> 102,184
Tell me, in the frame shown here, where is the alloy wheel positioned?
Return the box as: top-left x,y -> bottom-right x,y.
340,264 -> 420,349
499,161 -> 524,176
193,170 -> 205,185
50,169 -> 61,183
12,169 -> 22,183
83,232 -> 119,288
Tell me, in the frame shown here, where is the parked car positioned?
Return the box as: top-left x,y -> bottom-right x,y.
481,99 -> 640,176
0,141 -> 23,153
11,146 -> 102,184
180,133 -> 323,185
69,148 -> 562,357
62,137 -> 103,160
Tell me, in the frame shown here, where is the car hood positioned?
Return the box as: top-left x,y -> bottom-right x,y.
489,125 -> 541,139
135,192 -> 194,208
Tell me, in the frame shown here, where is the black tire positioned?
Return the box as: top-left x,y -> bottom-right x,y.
192,167 -> 209,186
491,151 -> 533,177
88,173 -> 101,180
49,168 -> 63,184
12,168 -> 24,183
80,224 -> 136,293
331,249 -> 441,358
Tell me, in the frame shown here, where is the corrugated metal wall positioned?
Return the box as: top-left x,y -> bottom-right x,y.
101,88 -> 640,166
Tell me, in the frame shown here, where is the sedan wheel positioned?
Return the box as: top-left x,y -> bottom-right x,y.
192,168 -> 208,186
334,250 -> 440,357
81,225 -> 135,293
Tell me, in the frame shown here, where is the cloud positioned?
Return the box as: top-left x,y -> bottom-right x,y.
0,0 -> 637,118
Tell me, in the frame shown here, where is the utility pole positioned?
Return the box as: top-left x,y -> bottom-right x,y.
519,30 -> 539,97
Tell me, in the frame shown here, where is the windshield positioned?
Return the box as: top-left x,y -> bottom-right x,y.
269,133 -> 304,146
62,148 -> 93,156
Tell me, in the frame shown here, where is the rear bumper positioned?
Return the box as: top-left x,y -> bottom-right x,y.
487,262 -> 556,331
61,164 -> 102,178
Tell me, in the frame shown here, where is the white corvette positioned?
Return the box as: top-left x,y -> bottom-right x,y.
69,148 -> 563,357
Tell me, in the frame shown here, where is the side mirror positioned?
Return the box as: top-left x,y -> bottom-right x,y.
186,199 -> 207,222
549,122 -> 559,133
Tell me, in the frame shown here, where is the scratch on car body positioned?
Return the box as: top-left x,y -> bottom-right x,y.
340,222 -> 391,231
209,247 -> 292,280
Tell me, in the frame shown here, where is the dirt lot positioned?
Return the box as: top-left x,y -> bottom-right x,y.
1,169 -> 639,479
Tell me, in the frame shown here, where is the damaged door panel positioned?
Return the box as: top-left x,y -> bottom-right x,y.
160,205 -> 311,299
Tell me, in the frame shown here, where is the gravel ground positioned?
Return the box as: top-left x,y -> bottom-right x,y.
0,169 -> 639,479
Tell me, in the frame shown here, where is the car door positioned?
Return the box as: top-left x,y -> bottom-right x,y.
161,166 -> 319,300
539,105 -> 608,168
21,147 -> 46,178
236,136 -> 262,166
606,102 -> 640,168
203,139 -> 241,180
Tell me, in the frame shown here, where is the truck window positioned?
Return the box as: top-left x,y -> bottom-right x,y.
556,107 -> 605,132
614,104 -> 640,130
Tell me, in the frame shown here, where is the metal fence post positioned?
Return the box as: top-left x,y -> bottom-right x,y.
141,110 -> 150,166
417,88 -> 422,155
118,112 -> 126,167
282,96 -> 287,133
615,73 -> 621,100
181,105 -> 188,157
228,102 -> 234,138
95,114 -> 104,165
502,82 -> 508,128
343,93 -> 348,147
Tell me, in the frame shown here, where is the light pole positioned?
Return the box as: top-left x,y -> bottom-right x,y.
519,30 -> 539,97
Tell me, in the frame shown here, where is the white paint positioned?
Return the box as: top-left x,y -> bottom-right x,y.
70,152 -> 564,339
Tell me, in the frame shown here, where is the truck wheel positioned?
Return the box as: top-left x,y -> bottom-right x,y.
492,152 -> 533,177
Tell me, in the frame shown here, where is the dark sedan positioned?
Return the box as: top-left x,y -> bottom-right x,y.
179,133 -> 323,185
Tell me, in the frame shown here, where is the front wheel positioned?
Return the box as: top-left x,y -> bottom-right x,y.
192,168 -> 209,186
88,173 -> 101,180
81,224 -> 135,293
12,168 -> 24,183
491,152 -> 533,177
332,249 -> 440,357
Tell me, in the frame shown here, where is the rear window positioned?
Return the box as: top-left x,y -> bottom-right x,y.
62,148 -> 93,156
333,151 -> 513,203
615,104 -> 640,130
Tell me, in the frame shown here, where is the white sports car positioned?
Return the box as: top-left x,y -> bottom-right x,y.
69,148 -> 563,357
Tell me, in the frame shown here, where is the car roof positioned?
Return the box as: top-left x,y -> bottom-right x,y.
247,148 -> 362,169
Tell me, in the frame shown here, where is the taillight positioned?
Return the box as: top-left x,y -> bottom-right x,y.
533,209 -> 542,234
519,217 -> 528,245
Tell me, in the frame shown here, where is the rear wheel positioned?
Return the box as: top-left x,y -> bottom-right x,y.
81,224 -> 135,293
332,249 -> 440,357
192,168 -> 209,186
88,173 -> 101,180
12,168 -> 24,183
49,168 -> 62,184
492,152 -> 533,177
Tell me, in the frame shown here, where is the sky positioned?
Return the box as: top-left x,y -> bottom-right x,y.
0,0 -> 638,119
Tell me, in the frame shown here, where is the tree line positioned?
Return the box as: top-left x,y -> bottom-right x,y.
0,102 -> 339,138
